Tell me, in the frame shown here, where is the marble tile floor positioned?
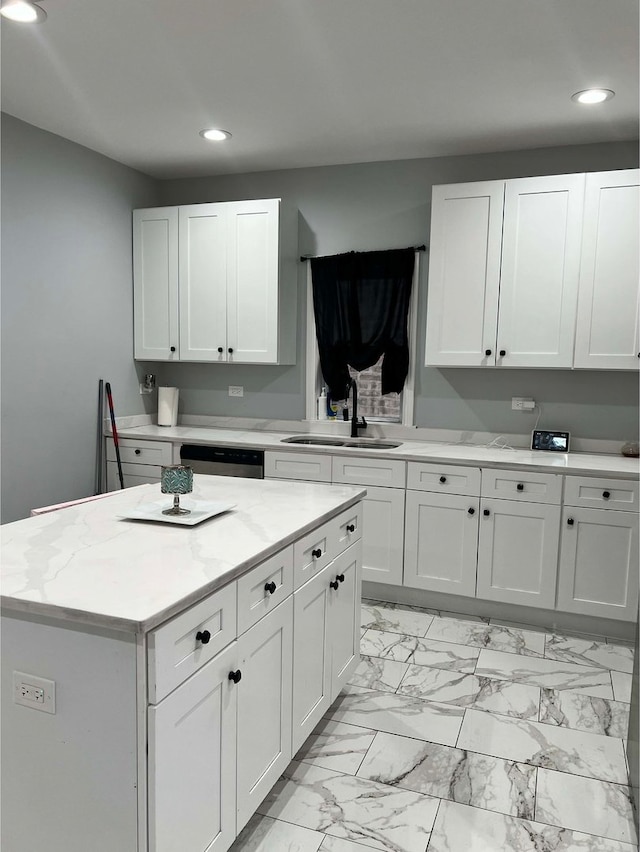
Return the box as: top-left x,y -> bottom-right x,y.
230,598 -> 637,852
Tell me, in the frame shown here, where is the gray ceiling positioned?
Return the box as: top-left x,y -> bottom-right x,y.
1,0 -> 638,179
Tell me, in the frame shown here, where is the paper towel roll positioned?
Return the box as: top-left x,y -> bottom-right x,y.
158,387 -> 179,427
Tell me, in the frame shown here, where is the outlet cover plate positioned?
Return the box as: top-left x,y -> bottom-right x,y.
228,386 -> 244,397
13,671 -> 55,714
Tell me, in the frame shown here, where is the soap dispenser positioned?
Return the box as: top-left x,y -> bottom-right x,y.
317,387 -> 328,421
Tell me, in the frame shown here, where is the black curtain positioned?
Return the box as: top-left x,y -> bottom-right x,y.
311,248 -> 414,399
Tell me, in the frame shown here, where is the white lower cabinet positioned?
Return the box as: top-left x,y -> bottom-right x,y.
404,490 -> 479,597
557,506 -> 639,621
236,597 -> 293,831
292,541 -> 362,754
476,498 -> 560,609
148,641 -> 238,852
106,438 -> 173,491
360,486 -> 405,586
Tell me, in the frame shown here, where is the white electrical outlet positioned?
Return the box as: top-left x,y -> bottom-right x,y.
228,386 -> 244,398
13,671 -> 55,714
512,397 -> 536,411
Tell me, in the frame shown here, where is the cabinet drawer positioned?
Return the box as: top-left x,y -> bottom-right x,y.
106,461 -> 161,491
264,451 -> 332,482
481,469 -> 562,504
332,456 -> 406,488
106,437 -> 173,466
407,462 -> 480,496
237,546 -> 294,634
332,505 -> 363,553
148,582 -> 237,703
293,518 -> 335,589
564,476 -> 639,512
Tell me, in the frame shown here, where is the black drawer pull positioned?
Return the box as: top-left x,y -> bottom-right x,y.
228,670 -> 242,684
485,349 -> 492,356
602,490 -> 611,499
468,507 -> 475,515
264,581 -> 276,595
217,347 -> 223,353
135,449 -> 141,455
329,580 -> 339,590
483,509 -> 490,517
228,348 -> 234,354
346,524 -> 355,533
499,349 -> 506,357
567,517 -> 575,526
311,548 -> 322,559
439,476 -> 447,484
196,630 -> 211,644
516,483 -> 524,492
170,346 -> 176,352
336,573 -> 345,583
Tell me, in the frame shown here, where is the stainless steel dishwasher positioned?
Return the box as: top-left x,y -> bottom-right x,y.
180,444 -> 264,478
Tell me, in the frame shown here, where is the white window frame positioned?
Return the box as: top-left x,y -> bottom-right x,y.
305,253 -> 419,425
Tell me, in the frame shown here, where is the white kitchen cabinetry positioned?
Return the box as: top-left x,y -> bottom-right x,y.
292,541 -> 362,753
426,173 -> 584,368
557,477 -> 639,620
106,437 -> 172,491
404,463 -> 480,597
573,169 -> 640,370
133,198 -> 296,365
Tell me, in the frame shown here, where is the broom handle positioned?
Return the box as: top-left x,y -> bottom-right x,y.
105,382 -> 124,490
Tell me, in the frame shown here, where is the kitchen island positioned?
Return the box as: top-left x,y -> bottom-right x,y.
1,475 -> 365,852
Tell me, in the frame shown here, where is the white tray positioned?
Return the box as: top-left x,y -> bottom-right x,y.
118,500 -> 236,526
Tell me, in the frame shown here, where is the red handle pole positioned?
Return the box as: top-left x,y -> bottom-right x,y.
105,382 -> 124,489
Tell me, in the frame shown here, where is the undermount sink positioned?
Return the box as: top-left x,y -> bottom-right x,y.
281,436 -> 402,449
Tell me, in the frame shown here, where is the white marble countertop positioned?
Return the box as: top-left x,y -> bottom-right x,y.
0,475 -> 365,633
114,424 -> 640,479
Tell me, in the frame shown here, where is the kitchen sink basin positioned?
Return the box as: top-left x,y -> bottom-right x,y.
281,436 -> 401,449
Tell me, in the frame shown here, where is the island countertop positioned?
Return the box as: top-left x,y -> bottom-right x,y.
0,475 -> 365,633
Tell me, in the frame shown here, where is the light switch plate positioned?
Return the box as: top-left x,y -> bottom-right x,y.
13,671 -> 55,714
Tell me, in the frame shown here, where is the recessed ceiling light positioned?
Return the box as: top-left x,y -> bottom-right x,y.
571,88 -> 615,104
0,0 -> 47,22
199,129 -> 232,142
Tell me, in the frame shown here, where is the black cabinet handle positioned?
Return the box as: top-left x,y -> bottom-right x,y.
439,476 -> 447,484
567,517 -> 575,526
264,581 -> 276,595
517,483 -> 524,492
228,348 -> 234,354
135,449 -> 141,455
499,349 -> 506,357
196,630 -> 211,644
170,346 -> 176,352
329,580 -> 339,590
346,524 -> 355,533
483,509 -> 490,516
217,347 -> 223,353
485,349 -> 492,356
602,491 -> 611,499
311,548 -> 322,559
468,507 -> 475,515
336,573 -> 345,583
228,670 -> 242,684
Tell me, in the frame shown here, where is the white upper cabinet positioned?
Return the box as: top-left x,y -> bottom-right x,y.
134,198 -> 297,364
133,207 -> 179,361
425,181 -> 504,367
498,173 -> 585,368
573,169 -> 640,370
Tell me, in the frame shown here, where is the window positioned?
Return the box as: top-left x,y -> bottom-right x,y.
305,256 -> 420,425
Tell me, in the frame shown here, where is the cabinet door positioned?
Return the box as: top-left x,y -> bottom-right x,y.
404,490 -> 480,597
361,487 -> 405,586
292,566 -> 332,753
476,498 -> 560,609
498,174 -> 585,368
226,199 -> 280,364
557,507 -> 639,621
328,541 -> 362,695
133,207 -> 179,361
148,641 -> 237,852
574,170 -> 640,369
425,181 -> 504,366
236,597 -> 292,832
179,204 -> 228,362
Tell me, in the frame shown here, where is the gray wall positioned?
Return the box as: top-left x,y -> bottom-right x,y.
155,141 -> 639,440
1,115 -> 158,523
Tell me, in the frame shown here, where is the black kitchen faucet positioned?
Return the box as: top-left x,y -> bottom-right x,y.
346,377 -> 367,438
